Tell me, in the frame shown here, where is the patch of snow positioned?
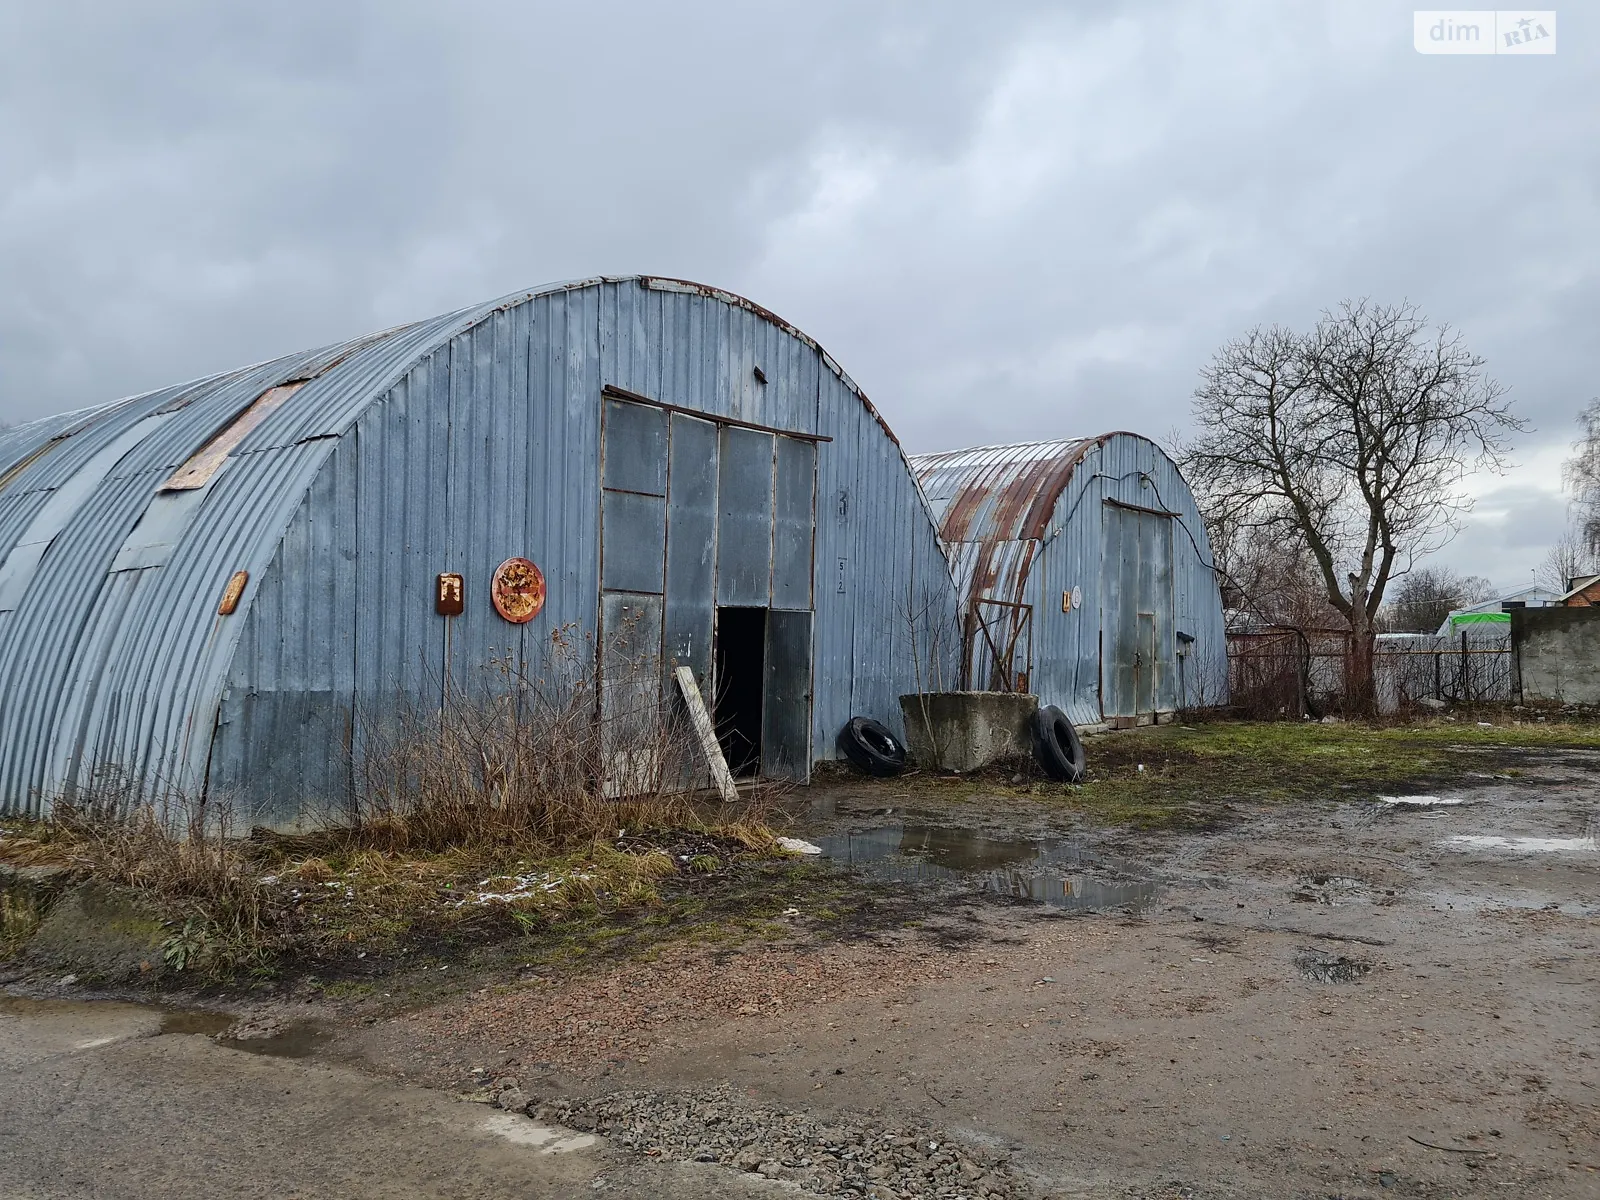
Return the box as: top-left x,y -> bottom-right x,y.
1379,795 -> 1464,806
455,869 -> 596,907
478,1114 -> 598,1154
776,837 -> 822,855
1443,835 -> 1597,854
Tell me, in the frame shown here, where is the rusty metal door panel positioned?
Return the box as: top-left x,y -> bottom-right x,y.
602,398 -> 667,495
715,426 -> 774,606
1102,502 -> 1176,718
1135,611 -> 1156,714
1101,502 -> 1139,717
761,607 -> 812,781
664,413 -> 717,688
600,590 -> 665,795
601,490 -> 666,594
771,435 -> 816,611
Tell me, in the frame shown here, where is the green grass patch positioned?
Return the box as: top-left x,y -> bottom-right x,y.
985,717 -> 1600,830
1,888 -> 43,960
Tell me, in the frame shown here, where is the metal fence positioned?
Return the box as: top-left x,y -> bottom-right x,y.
1376,632 -> 1513,710
1227,629 -> 1512,715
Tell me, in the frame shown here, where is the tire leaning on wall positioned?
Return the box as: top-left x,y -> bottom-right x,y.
836,717 -> 908,777
1031,705 -> 1087,783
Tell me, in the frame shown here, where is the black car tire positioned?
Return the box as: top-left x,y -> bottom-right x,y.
1031,704 -> 1087,783
836,717 -> 908,777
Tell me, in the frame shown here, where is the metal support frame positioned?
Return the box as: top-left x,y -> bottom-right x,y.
963,596 -> 1034,693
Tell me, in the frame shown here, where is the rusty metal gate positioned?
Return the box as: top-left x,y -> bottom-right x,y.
963,596 -> 1034,692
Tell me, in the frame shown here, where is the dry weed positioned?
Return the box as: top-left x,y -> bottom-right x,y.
6,626 -> 780,976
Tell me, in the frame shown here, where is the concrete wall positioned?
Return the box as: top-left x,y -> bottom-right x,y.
1512,607 -> 1600,705
898,691 -> 1037,772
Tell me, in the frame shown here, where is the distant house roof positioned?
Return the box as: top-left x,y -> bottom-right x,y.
1559,573 -> 1600,602
1434,584 -> 1561,635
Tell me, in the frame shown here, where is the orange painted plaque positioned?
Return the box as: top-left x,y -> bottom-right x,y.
217,571 -> 249,615
491,558 -> 545,623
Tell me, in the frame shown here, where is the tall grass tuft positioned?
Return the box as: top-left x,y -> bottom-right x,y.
2,622 -> 779,974
349,622 -> 737,854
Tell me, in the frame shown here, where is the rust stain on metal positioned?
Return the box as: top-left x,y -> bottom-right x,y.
491,557 -> 545,623
939,477 -> 990,543
217,571 -> 249,616
912,439 -> 1122,692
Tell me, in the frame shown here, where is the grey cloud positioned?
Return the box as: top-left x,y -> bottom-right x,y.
1,0 -> 1594,576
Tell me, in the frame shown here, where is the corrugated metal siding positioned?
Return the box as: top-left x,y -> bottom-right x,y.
910,435 -> 1227,726
1,275 -> 957,821
0,300 -> 507,816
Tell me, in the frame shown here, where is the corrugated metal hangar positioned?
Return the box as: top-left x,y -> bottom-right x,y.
912,437 -> 1227,729
0,276 -> 1226,826
0,277 -> 958,825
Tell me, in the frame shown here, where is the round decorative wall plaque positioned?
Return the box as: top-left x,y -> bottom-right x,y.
491,557 -> 546,623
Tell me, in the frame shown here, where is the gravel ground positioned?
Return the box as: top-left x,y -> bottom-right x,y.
403,936 -> 971,1074
340,752 -> 1600,1197
481,1080 -> 1036,1200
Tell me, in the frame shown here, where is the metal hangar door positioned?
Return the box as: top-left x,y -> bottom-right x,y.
599,391 -> 817,782
1099,498 -> 1176,723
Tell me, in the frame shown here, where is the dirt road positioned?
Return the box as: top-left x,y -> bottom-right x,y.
4,738 -> 1596,1198
363,744 -> 1599,1198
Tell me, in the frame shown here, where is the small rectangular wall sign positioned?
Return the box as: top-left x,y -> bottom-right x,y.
436,572 -> 464,616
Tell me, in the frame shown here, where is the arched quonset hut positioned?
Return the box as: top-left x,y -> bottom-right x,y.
0,277 -> 957,825
910,437 -> 1226,728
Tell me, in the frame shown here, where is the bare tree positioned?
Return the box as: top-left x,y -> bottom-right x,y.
1383,567 -> 1492,633
1539,529 -> 1593,594
1180,300 -> 1522,712
1209,517 -> 1344,630
1562,398 -> 1600,558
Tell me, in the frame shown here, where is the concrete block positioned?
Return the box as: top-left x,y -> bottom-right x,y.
898,691 -> 1038,773
1512,607 -> 1600,705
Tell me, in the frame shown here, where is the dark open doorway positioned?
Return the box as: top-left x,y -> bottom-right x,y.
714,606 -> 767,776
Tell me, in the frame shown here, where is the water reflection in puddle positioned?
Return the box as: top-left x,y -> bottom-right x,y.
1295,948 -> 1372,984
811,823 -> 1158,913
0,995 -> 330,1060
212,1020 -> 332,1059
158,1008 -> 331,1058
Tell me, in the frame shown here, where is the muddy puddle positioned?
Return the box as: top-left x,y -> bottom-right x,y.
170,1011 -> 333,1058
1294,949 -> 1372,984
811,822 -> 1158,912
1290,873 -> 1368,906
0,995 -> 330,1058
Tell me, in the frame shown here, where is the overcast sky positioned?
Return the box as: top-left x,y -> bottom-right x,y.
2,1 -> 1594,591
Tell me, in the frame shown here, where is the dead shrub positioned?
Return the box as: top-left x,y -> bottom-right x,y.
41,783 -> 275,972
349,622 -> 771,855
5,622 -> 780,975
